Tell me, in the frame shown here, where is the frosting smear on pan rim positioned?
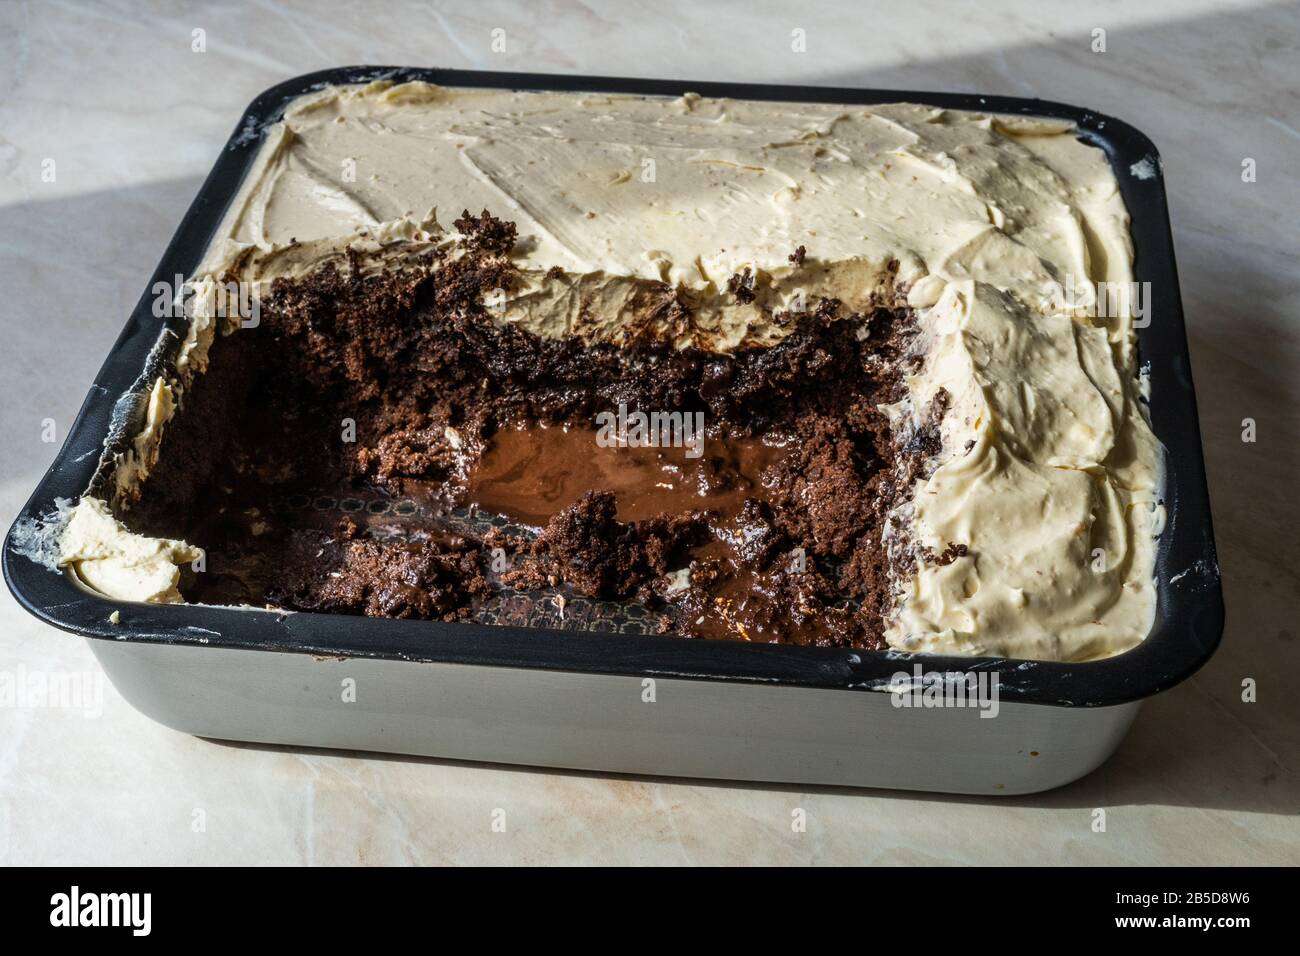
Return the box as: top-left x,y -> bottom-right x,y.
55,81 -> 1163,662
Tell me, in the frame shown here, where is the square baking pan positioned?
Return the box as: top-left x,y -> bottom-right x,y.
3,66 -> 1224,795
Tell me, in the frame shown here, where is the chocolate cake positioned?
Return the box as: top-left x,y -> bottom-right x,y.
55,82 -> 1164,662
122,218 -> 937,648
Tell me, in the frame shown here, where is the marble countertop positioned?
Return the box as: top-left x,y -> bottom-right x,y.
2,0 -> 1297,865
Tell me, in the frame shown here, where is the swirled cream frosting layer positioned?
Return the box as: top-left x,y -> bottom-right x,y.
61,81 -> 1162,661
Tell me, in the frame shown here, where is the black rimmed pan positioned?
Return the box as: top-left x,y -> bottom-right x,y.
2,67 -> 1223,794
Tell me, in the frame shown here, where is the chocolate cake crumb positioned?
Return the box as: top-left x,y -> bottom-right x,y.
925,543 -> 969,567
272,533 -> 490,621
788,245 -> 806,266
453,208 -> 518,255
726,267 -> 757,303
506,491 -> 708,599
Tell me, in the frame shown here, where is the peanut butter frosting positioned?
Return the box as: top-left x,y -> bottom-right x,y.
58,80 -> 1163,661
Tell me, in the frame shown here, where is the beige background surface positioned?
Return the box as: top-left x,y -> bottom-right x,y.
1,0 -> 1296,865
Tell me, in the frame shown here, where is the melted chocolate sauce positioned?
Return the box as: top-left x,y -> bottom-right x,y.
464,424 -> 789,526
